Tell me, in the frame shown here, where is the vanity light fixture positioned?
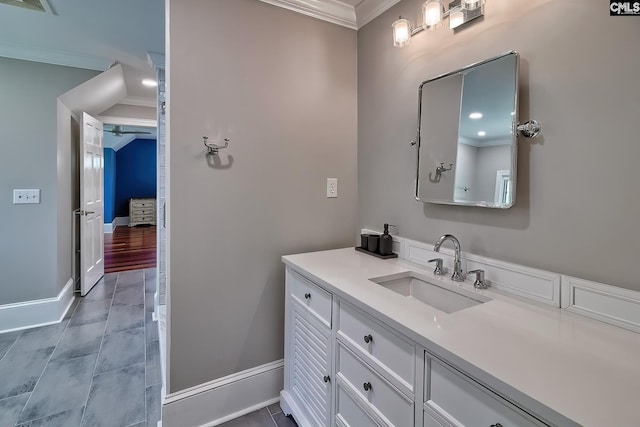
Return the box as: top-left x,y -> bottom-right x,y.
392,0 -> 485,47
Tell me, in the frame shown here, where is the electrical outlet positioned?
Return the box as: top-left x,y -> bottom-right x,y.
13,189 -> 40,204
326,178 -> 338,198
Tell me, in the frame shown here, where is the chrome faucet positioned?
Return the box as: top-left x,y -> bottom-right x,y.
433,234 -> 465,282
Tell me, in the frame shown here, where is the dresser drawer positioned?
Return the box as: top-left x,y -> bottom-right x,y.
131,199 -> 156,208
130,208 -> 155,216
289,270 -> 332,327
337,344 -> 413,427
338,301 -> 415,391
425,353 -> 545,427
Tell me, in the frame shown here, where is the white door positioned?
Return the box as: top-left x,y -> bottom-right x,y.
79,112 -> 105,296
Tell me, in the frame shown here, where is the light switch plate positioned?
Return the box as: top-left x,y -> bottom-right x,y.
326,178 -> 338,198
13,189 -> 40,204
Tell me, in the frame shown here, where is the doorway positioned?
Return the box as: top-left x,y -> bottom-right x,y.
102,123 -> 158,274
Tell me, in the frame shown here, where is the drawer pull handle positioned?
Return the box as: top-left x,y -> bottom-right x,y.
490,424 -> 503,427
304,293 -> 311,300
323,375 -> 331,383
363,382 -> 372,392
363,334 -> 373,344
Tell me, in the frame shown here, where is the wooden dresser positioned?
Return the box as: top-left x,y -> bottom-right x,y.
129,198 -> 157,227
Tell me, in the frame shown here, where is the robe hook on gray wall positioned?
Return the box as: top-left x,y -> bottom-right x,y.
203,136 -> 230,155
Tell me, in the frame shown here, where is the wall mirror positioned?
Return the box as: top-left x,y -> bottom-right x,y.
415,52 -> 519,208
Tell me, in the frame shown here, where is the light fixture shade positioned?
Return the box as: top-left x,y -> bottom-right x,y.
422,0 -> 443,28
392,17 -> 412,47
449,9 -> 465,29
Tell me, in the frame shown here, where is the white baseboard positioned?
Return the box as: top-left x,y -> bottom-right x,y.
104,222 -> 115,233
114,216 -> 129,227
162,360 -> 284,427
0,278 -> 75,333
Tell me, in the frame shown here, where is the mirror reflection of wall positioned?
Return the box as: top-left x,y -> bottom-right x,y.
416,52 -> 518,208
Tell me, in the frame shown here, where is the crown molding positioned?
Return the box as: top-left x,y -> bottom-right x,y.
96,115 -> 157,128
257,0 -> 401,30
257,0 -> 357,29
355,0 -> 402,28
0,41 -> 109,71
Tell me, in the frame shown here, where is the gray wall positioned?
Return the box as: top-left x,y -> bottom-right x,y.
358,0 -> 640,292
168,0 -> 357,392
0,57 -> 98,304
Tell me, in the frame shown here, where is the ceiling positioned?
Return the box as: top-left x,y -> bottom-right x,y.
0,0 -> 396,79
0,0 -> 164,99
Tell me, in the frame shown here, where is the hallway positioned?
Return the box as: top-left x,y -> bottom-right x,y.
0,269 -> 161,427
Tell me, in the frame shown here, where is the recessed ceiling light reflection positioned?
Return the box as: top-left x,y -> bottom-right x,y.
477,131 -> 486,137
469,112 -> 483,119
142,79 -> 158,87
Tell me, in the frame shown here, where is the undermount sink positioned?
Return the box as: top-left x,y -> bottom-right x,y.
370,271 -> 491,314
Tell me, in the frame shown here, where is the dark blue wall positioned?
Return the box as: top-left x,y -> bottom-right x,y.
104,148 -> 117,223
115,139 -> 157,217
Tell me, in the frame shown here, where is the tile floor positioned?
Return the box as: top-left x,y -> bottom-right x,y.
218,403 -> 297,427
0,269 -> 161,427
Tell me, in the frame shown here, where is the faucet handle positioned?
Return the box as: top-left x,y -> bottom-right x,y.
468,269 -> 488,289
428,258 -> 447,276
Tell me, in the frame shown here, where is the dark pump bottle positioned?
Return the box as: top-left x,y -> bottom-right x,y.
379,223 -> 393,256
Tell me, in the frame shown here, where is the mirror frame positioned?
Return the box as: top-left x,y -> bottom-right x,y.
415,51 -> 519,208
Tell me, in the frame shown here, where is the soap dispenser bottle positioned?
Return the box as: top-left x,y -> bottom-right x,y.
379,223 -> 393,256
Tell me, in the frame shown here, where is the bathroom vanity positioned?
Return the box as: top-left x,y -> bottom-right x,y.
280,248 -> 640,427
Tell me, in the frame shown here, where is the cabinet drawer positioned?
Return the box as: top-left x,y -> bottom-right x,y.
425,353 -> 545,427
337,344 -> 413,427
338,302 -> 414,391
335,382 -> 381,427
290,271 -> 332,327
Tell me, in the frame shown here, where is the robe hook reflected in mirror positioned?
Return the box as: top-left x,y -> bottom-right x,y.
435,162 -> 453,177
203,136 -> 230,155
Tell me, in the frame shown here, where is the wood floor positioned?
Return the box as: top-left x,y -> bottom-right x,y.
104,225 -> 157,273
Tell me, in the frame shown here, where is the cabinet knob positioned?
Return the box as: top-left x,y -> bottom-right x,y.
304,293 -> 311,300
363,382 -> 372,391
323,375 -> 331,383
363,334 -> 373,344
490,424 -> 503,427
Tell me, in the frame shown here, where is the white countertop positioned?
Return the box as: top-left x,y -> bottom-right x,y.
282,248 -> 640,427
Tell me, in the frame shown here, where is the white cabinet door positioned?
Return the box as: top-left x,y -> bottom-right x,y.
290,300 -> 331,426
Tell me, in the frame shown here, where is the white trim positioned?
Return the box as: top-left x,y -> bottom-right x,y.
96,115 -> 157,128
103,222 -> 115,233
0,279 -> 75,333
257,0 -> 357,29
114,216 -> 130,227
561,276 -> 640,333
119,96 -> 157,108
162,360 -> 284,427
0,41 -> 110,71
355,0 -> 402,28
